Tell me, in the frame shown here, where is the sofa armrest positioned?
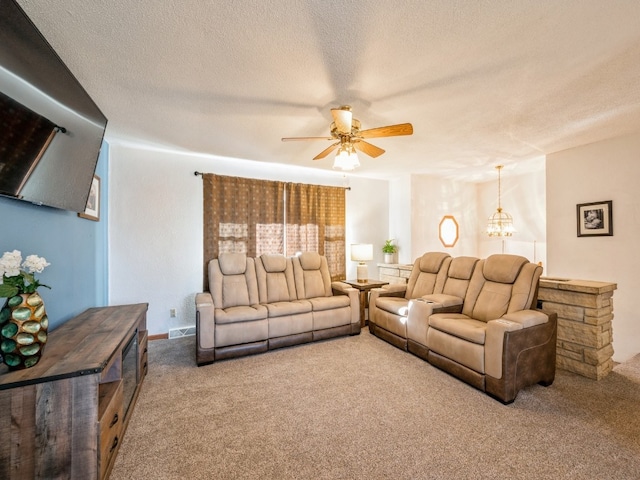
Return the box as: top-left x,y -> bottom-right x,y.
421,294 -> 464,309
485,309 -> 551,380
378,284 -> 408,296
331,282 -> 360,326
405,299 -> 436,345
331,281 -> 356,295
501,309 -> 549,328
485,312 -> 557,403
368,285 -> 404,326
196,292 -> 216,365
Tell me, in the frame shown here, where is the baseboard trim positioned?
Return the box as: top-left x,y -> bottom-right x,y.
149,333 -> 169,341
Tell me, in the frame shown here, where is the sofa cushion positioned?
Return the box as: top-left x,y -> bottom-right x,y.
448,256 -> 479,280
508,263 -> 543,312
264,272 -> 292,303
210,256 -> 260,309
406,252 -> 451,299
419,251 -> 450,273
299,251 -> 322,270
472,282 -> 513,321
215,318 -> 268,347
427,327 -> 485,373
261,254 -> 287,273
219,253 -> 248,275
215,304 -> 268,325
483,254 -> 528,284
293,253 -> 332,299
429,313 -> 487,344
309,295 -> 350,312
265,300 -> 311,318
222,275 -> 251,308
256,254 -> 297,304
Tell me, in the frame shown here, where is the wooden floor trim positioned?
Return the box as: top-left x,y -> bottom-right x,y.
148,333 -> 169,341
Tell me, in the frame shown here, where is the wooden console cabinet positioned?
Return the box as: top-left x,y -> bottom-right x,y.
0,303 -> 148,480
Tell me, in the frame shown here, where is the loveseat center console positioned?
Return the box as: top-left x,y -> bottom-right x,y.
0,303 -> 148,480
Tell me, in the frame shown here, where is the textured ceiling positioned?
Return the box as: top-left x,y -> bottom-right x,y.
16,0 -> 640,180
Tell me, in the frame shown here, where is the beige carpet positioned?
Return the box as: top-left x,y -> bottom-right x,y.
110,331 -> 640,480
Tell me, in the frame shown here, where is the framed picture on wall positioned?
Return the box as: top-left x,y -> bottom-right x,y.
78,175 -> 100,221
576,200 -> 612,237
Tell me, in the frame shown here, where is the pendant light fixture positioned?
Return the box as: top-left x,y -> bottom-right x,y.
486,165 -> 515,237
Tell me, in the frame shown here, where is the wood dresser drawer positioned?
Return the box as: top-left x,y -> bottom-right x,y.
98,380 -> 124,479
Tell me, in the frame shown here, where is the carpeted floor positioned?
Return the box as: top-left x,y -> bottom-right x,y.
110,330 -> 640,480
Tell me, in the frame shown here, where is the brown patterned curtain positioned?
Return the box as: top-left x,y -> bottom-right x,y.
202,174 -> 284,289
286,183 -> 346,281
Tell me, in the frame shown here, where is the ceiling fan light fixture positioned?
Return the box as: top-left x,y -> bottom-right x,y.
282,106 -> 413,167
333,144 -> 360,171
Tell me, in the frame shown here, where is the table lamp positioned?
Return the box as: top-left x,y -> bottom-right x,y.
351,244 -> 373,283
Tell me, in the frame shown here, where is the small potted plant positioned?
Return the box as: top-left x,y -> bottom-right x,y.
382,239 -> 398,264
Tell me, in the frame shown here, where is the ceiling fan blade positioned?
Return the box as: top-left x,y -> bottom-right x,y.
353,140 -> 385,158
358,123 -> 413,139
331,107 -> 353,134
313,142 -> 340,160
281,136 -> 334,142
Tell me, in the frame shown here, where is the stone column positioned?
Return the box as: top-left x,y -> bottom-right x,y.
538,278 -> 617,380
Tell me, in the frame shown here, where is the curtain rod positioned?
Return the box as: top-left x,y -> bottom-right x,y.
194,171 -> 351,190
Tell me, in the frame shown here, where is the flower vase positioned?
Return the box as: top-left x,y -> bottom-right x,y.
384,253 -> 396,264
0,292 -> 48,369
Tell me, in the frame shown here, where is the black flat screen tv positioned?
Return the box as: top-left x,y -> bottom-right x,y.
0,0 -> 108,213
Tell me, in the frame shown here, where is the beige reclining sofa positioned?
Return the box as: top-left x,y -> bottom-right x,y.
196,251 -> 359,365
370,253 -> 557,403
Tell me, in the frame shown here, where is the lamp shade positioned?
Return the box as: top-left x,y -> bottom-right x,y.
333,149 -> 360,171
351,244 -> 373,262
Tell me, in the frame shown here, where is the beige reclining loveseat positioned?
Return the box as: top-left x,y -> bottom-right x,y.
370,253 -> 557,403
196,251 -> 359,365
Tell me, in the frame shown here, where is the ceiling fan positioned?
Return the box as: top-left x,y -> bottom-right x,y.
281,105 -> 413,169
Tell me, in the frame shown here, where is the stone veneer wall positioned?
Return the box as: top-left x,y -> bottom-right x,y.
538,278 -> 617,380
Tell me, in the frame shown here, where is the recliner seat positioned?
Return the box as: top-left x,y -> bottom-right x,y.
369,252 -> 452,349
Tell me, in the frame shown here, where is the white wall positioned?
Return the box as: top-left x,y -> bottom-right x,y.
547,132 -> 640,362
410,175 -> 478,260
107,142 -> 389,335
345,176 -> 389,280
388,175 -> 412,263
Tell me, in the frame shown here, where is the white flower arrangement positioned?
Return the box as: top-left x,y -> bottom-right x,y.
0,250 -> 51,298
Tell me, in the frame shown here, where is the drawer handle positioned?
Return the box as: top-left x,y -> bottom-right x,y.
110,436 -> 119,453
109,413 -> 119,428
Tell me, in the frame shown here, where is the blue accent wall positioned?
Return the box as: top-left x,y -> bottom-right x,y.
0,142 -> 109,330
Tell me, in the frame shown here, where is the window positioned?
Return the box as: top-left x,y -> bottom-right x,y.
202,174 -> 346,288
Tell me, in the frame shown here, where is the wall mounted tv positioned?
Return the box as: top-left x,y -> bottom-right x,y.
0,0 -> 107,213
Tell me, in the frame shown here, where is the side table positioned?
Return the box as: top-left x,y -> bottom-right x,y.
344,279 -> 389,327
